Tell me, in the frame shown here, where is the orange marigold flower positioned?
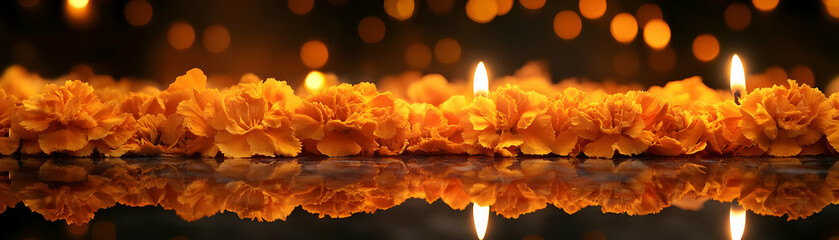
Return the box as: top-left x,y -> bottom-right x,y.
406,97 -> 467,154
647,76 -> 728,106
0,89 -> 19,155
548,87 -> 586,156
463,84 -> 555,157
160,69 -> 220,157
212,79 -> 302,157
826,93 -> 839,151
107,114 -> 169,156
121,91 -> 166,120
648,106 -> 708,156
1,65 -> 45,100
739,80 -> 833,156
14,80 -> 135,155
572,92 -> 654,158
405,74 -> 460,106
292,84 -> 378,156
697,102 -> 752,155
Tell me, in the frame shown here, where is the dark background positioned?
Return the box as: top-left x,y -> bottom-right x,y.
0,0 -> 838,90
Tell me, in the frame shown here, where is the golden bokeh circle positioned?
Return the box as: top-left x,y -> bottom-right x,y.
497,0 -> 514,15
725,3 -> 751,31
289,0 -> 314,15
753,0 -> 779,12
167,22 -> 195,50
579,0 -> 607,19
610,13 -> 638,43
124,0 -> 152,27
642,19 -> 670,50
520,0 -> 545,10
434,38 -> 461,64
203,25 -> 231,54
827,0 -> 839,18
300,40 -> 329,69
427,0 -> 454,15
405,43 -> 432,69
636,3 -> 662,27
358,16 -> 386,43
466,0 -> 498,23
385,0 -> 415,21
553,10 -> 582,40
691,34 -> 720,62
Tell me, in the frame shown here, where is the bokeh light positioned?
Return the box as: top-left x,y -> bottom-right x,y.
405,43 -> 432,69
579,0 -> 607,20
434,38 -> 461,63
358,16 -> 386,43
725,3 -> 751,31
385,0 -> 415,21
643,19 -> 670,50
496,0 -> 513,15
300,40 -> 329,69
648,47 -> 676,72
827,0 -> 839,18
427,0 -> 454,15
68,0 -> 88,9
288,0 -> 314,15
691,34 -> 720,62
466,0 -> 497,23
124,0 -> 152,27
790,65 -> 815,86
304,71 -> 326,92
635,3 -> 662,27
167,22 -> 195,50
610,13 -> 638,43
613,49 -> 640,77
520,0 -> 545,10
753,0 -> 779,12
202,25 -> 231,54
764,65 -> 788,83
553,10 -> 582,40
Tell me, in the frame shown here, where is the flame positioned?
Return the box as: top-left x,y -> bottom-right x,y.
730,54 -> 746,95
473,62 -> 489,97
304,71 -> 326,92
68,0 -> 89,9
729,205 -> 746,240
472,203 -> 489,240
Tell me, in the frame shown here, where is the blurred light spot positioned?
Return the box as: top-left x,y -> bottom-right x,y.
405,43 -> 432,69
124,0 -> 152,27
385,0 -> 415,21
648,47 -> 676,72
12,40 -> 37,64
427,0 -> 454,15
725,3 -> 751,31
613,49 -> 640,77
305,71 -> 326,92
67,223 -> 89,236
68,0 -> 88,9
692,34 -> 720,62
91,221 -> 116,240
827,0 -> 839,18
466,0 -> 497,23
582,231 -> 607,240
579,0 -> 606,19
636,3 -> 662,26
520,0 -> 545,10
167,21 -> 195,50
202,25 -> 230,53
300,40 -> 328,69
18,0 -> 40,8
753,0 -> 779,12
358,16 -> 386,43
825,75 -> 839,95
288,0 -> 314,15
553,10 -> 582,40
790,65 -> 815,86
764,65 -> 787,83
434,38 -> 461,63
610,13 -> 637,43
496,0 -> 513,15
643,19 -> 670,50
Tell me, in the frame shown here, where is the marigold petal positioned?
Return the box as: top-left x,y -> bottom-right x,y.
38,128 -> 88,154
767,137 -> 802,156
215,131 -> 252,158
583,134 -> 619,158
317,132 -> 362,156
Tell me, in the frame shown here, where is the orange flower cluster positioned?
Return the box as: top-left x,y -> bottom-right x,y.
1,66 -> 838,158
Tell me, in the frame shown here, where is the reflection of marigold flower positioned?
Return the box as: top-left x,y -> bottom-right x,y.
572,93 -> 654,158
548,87 -> 586,156
406,98 -> 466,154
14,80 -> 136,155
463,84 -> 555,156
649,106 -> 708,156
739,160 -> 833,220
0,90 -> 19,155
212,79 -> 302,157
740,80 -> 833,156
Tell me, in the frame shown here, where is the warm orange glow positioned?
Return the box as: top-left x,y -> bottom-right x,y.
358,16 -> 386,43
643,19 -> 670,49
636,3 -> 662,26
288,0 -> 314,15
730,205 -> 746,240
473,62 -> 489,97
692,34 -> 720,62
496,0 -> 513,15
466,0 -> 498,23
427,0 -> 454,15
472,203 -> 490,240
68,0 -> 88,9
828,0 -> 839,18
385,0 -> 415,21
304,71 -> 326,92
202,25 -> 231,54
124,0 -> 152,27
434,38 -> 461,63
553,10 -> 582,40
167,22 -> 195,50
405,43 -> 432,69
301,40 -> 329,69
730,54 -> 747,96
610,13 -> 638,43
753,0 -> 779,12
579,0 -> 607,19
520,0 -> 545,10
725,3 -> 751,31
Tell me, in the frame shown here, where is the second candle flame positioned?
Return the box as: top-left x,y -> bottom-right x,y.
730,205 -> 746,240
473,61 -> 489,97
472,203 -> 489,240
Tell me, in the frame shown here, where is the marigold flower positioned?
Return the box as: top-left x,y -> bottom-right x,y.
107,114 -> 169,156
697,102 -> 752,155
463,84 -> 555,156
405,74 -> 460,105
160,69 -> 220,157
293,84 -> 379,156
826,93 -> 839,151
212,79 -> 302,157
406,97 -> 466,154
1,65 -> 45,100
572,92 -> 654,158
548,87 -> 586,156
0,90 -> 19,155
648,106 -> 708,156
647,76 -> 728,106
739,80 -> 833,156
121,91 -> 165,120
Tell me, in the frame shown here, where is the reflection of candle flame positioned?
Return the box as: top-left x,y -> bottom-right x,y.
68,0 -> 89,9
730,54 -> 746,104
472,203 -> 489,240
304,71 -> 326,92
729,205 -> 746,240
473,61 -> 489,97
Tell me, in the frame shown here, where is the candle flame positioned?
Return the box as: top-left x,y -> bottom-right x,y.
472,203 -> 489,240
68,0 -> 89,9
730,54 -> 746,96
304,71 -> 326,92
729,205 -> 746,240
473,61 -> 489,97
